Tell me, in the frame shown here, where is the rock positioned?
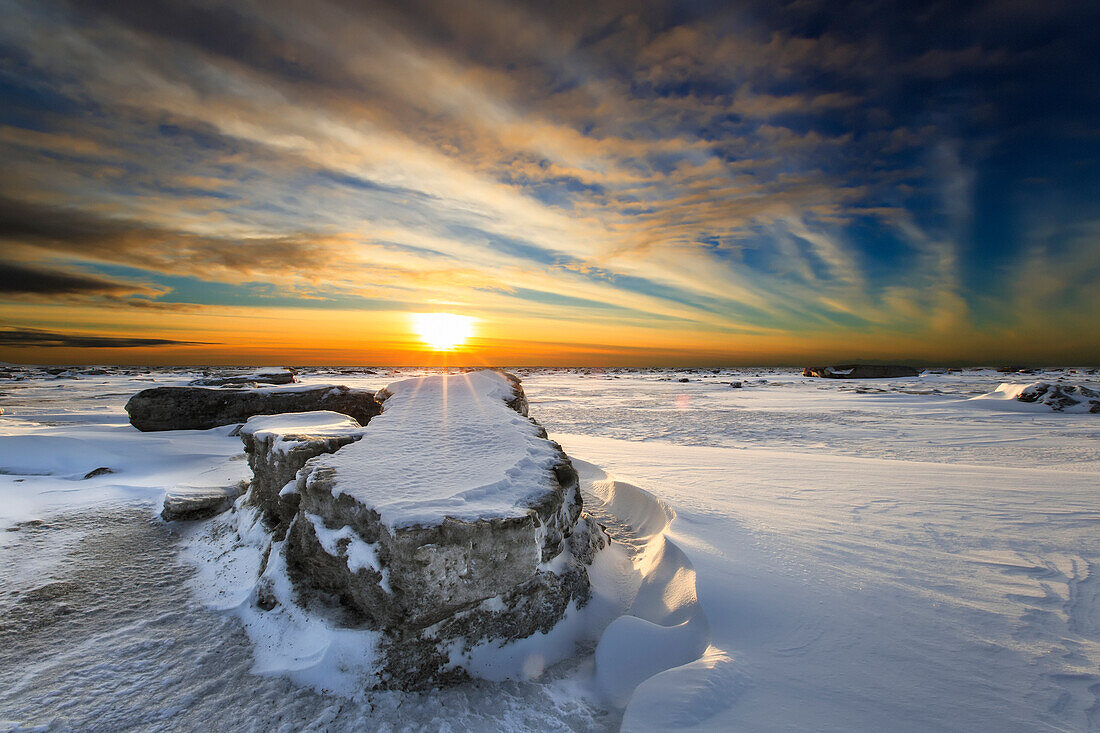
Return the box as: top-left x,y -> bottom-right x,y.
240,411 -> 368,534
1015,382 -> 1100,413
260,369 -> 606,688
125,384 -> 382,432
802,364 -> 920,379
161,482 -> 247,521
678,377 -> 690,383
190,367 -> 297,386
82,466 -> 114,479
729,381 -> 742,388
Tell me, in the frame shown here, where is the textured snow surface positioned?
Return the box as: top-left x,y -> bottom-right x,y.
2,365 -> 1100,731
241,410 -> 366,454
316,370 -> 564,529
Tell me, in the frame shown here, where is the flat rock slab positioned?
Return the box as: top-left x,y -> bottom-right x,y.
125,384 -> 382,432
162,483 -> 246,521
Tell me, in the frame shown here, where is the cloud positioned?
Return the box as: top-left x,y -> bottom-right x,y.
0,0 -> 1096,360
0,260 -> 161,297
0,328 -> 211,348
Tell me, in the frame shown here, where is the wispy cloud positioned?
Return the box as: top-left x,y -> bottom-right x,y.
0,0 -> 1096,361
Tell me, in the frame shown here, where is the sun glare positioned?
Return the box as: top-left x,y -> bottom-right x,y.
410,312 -> 475,351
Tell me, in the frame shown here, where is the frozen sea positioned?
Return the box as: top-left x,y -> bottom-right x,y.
0,365 -> 1098,731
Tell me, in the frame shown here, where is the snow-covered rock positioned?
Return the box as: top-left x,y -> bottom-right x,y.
254,370 -> 606,688
162,482 -> 247,521
967,381 -> 1100,413
1015,382 -> 1100,412
240,411 -> 368,533
189,367 -> 297,386
803,364 -> 920,379
124,384 -> 382,431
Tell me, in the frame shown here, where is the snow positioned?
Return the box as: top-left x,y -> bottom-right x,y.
1,365 -> 1099,731
241,410 -> 366,454
183,506 -> 385,696
554,434 -> 1100,731
315,370 -> 565,530
968,380 -> 1100,413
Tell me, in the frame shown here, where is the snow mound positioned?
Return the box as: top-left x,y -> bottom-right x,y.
0,435 -> 115,477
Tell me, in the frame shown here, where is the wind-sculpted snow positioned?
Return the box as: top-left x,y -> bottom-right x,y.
572,460 -> 731,723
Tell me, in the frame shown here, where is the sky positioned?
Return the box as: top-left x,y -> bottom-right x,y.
0,0 -> 1098,365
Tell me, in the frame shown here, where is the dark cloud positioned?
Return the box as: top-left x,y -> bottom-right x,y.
0,259 -> 161,297
0,328 -> 211,348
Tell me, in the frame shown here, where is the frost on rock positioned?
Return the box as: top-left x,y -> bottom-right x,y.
161,482 -> 247,521
246,369 -> 606,689
125,384 -> 383,431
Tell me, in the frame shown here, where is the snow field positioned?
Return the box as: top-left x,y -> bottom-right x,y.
0,366 -> 1097,731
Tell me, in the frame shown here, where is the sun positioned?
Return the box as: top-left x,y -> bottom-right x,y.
410,312 -> 475,351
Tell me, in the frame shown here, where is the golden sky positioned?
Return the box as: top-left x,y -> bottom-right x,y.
1,1 -> 1097,365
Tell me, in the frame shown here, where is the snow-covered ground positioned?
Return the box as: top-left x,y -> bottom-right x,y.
1,366 -> 1098,731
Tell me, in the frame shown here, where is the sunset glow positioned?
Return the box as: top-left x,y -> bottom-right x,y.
411,313 -> 475,351
0,1 -> 1095,365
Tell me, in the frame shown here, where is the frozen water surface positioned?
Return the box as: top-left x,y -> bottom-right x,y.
1,366 -> 1098,731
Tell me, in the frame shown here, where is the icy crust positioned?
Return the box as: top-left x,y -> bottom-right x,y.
311,370 -> 562,530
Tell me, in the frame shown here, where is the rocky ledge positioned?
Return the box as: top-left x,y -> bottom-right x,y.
803,364 -> 920,379
125,384 -> 382,432
247,369 -> 606,688
240,411 -> 368,535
